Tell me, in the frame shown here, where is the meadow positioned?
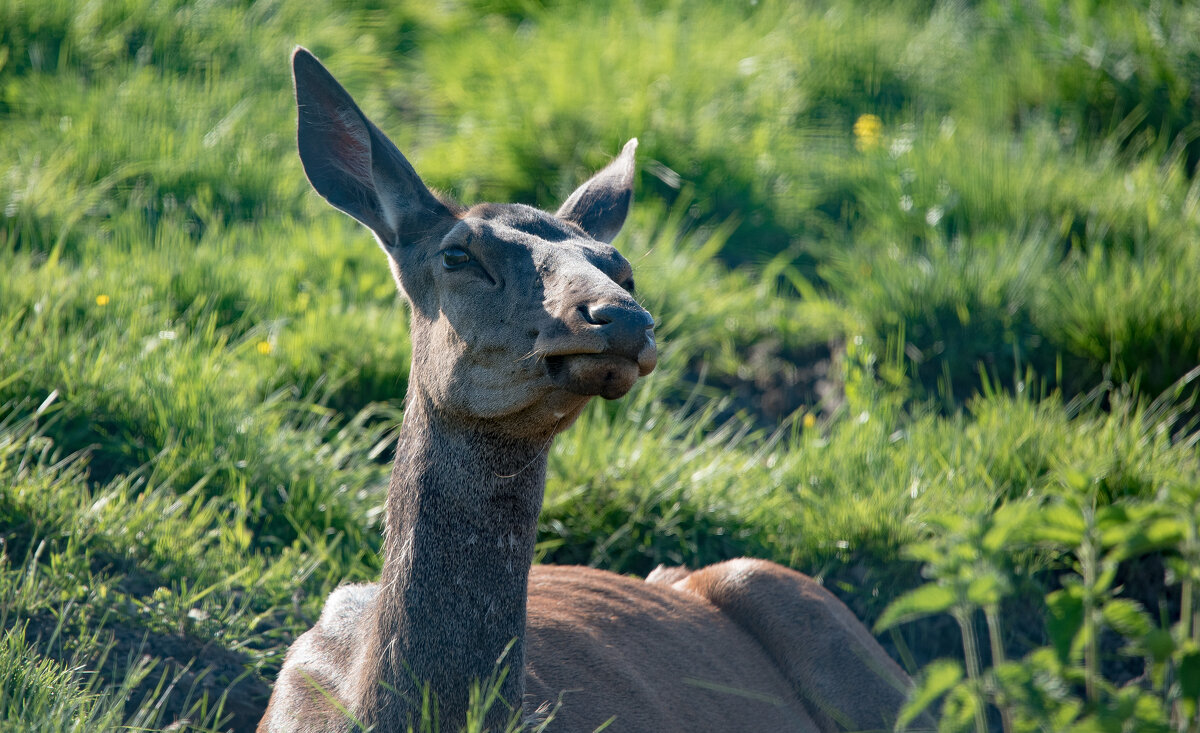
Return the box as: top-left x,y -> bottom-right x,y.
2,0 -> 1200,730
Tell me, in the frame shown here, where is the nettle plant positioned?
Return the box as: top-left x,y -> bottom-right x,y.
880,472 -> 1200,732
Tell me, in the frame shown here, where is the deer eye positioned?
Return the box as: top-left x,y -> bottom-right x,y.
441,248 -> 471,270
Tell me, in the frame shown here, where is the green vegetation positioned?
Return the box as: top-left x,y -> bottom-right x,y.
2,0 -> 1199,729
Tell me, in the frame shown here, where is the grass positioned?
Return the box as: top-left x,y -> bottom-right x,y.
1,0 -> 1200,729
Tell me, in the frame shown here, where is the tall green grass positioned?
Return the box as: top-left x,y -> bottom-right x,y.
2,0 -> 1199,729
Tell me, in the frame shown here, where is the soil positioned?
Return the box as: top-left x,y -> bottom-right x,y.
689,338 -> 845,429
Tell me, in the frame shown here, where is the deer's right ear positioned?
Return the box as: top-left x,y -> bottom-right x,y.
556,138 -> 637,244
292,47 -> 452,248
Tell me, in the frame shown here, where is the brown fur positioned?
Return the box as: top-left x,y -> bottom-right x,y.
259,47 -> 927,733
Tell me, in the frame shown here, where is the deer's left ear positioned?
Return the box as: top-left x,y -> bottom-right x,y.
556,138 -> 637,244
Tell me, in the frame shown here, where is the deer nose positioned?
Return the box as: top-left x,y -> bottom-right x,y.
577,301 -> 655,358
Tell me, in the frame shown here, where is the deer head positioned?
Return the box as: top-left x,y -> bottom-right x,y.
292,49 -> 656,440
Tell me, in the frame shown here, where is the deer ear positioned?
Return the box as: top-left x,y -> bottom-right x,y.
556,138 -> 637,244
292,47 -> 452,247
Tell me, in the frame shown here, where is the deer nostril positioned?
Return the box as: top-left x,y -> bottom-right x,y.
579,303 -> 613,326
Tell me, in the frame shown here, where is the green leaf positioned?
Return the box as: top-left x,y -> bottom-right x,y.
1180,649 -> 1200,700
1129,514 -> 1183,549
1100,599 -> 1150,638
905,540 -> 949,567
896,659 -> 962,731
938,682 -> 981,733
1166,556 -> 1200,583
1100,509 -> 1184,561
1130,689 -> 1170,733
1046,587 -> 1084,664
874,584 -> 957,632
965,573 -> 1005,607
1140,628 -> 1175,664
1096,503 -> 1131,529
983,501 -> 1032,553
1093,564 -> 1117,595
1061,468 -> 1091,492
1025,502 -> 1085,548
1086,686 -> 1170,733
1064,715 -> 1106,733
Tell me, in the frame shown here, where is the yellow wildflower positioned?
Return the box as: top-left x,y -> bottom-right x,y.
853,114 -> 883,151
803,413 -> 817,429
95,294 -> 110,307
256,340 -> 273,355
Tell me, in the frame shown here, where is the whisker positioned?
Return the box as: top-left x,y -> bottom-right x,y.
515,349 -> 546,364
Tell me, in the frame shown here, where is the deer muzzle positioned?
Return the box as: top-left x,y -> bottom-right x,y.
540,299 -> 657,399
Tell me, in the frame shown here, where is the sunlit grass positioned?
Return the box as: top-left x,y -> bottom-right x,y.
2,0 -> 1200,729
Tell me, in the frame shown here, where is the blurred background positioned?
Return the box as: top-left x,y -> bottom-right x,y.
2,0 -> 1200,730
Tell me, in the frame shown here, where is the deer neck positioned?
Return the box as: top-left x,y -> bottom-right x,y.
354,389 -> 548,731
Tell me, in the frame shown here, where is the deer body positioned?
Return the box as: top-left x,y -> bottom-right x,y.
260,48 -> 921,733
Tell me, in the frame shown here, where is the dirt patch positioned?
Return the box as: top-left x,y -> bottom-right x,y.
689,339 -> 844,429
89,549 -> 174,599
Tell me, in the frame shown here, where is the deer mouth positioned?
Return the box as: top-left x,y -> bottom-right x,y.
545,352 -> 646,400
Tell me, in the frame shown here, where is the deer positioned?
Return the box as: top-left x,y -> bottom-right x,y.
259,47 -> 927,733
